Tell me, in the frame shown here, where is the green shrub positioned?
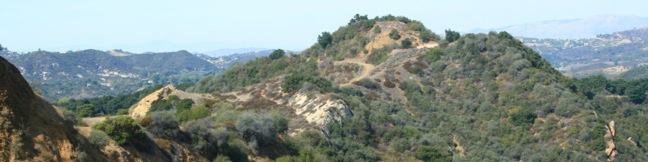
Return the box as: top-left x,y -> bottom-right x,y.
419,29 -> 438,43
88,130 -> 110,147
235,113 -> 289,151
389,29 -> 401,40
146,111 -> 186,139
415,146 -> 452,162
282,72 -> 332,93
401,38 -> 412,48
76,104 -> 94,117
373,27 -> 381,34
509,107 -> 537,126
150,99 -> 173,111
176,105 -> 210,123
61,109 -> 80,125
92,116 -> 146,146
367,46 -> 392,65
425,48 -> 444,62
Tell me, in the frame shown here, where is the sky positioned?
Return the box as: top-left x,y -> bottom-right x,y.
1,0 -> 647,53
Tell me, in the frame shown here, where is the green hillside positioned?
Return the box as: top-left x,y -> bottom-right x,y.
182,15 -> 648,161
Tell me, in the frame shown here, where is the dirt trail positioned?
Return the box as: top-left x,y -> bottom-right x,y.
338,55 -> 376,87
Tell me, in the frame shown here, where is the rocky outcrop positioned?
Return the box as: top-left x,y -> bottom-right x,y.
0,56 -> 106,161
288,92 -> 353,133
605,120 -> 617,162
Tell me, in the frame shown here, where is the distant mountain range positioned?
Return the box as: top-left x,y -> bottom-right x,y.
195,50 -> 274,69
520,27 -> 648,78
201,48 -> 269,57
0,49 -> 271,100
475,15 -> 648,39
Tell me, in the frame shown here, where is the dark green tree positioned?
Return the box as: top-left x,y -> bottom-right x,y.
269,49 -> 285,60
627,85 -> 647,104
445,29 -> 461,42
318,32 -> 333,48
349,14 -> 369,24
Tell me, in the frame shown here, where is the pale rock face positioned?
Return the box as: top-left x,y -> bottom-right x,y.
288,92 -> 352,131
605,120 -> 617,162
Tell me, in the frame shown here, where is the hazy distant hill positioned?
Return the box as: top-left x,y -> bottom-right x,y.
201,48 -> 269,57
196,49 -> 274,69
520,27 -> 648,78
477,15 -> 648,39
0,49 -> 270,100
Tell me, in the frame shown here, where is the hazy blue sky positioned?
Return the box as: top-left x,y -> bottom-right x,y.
1,0 -> 647,53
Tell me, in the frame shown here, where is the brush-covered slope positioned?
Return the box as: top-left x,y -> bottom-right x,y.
0,56 -> 107,161
168,15 -> 647,161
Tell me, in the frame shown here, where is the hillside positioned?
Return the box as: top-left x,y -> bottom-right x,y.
182,15 -> 648,161
0,56 -> 210,162
521,27 -> 648,78
0,56 -> 107,161
0,49 -> 270,100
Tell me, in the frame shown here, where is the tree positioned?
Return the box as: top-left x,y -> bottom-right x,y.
269,49 -> 285,60
627,85 -> 647,104
76,104 -> 95,117
389,29 -> 401,40
349,14 -> 369,24
318,32 -> 333,48
445,29 -> 461,42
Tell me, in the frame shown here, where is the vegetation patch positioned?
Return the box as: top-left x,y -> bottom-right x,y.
56,85 -> 162,117
93,116 -> 147,146
367,46 -> 394,65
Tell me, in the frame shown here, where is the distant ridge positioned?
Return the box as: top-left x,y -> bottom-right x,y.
201,48 -> 269,57
475,15 -> 648,39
